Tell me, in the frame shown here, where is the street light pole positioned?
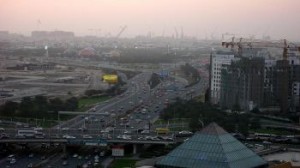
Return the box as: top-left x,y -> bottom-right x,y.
198,119 -> 204,128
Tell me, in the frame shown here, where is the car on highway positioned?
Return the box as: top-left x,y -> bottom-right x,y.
61,127 -> 69,131
100,129 -> 109,133
35,132 -> 45,139
141,130 -> 150,134
151,136 -> 161,141
35,135 -> 45,139
33,127 -> 43,131
176,130 -> 193,137
10,158 -> 16,164
50,134 -> 60,139
7,155 -> 15,162
62,135 -> 76,139
83,135 -> 93,139
78,127 -> 87,132
138,136 -> 145,140
117,135 -> 131,140
124,130 -> 131,134
62,161 -> 68,166
0,133 -> 10,139
15,134 -> 25,139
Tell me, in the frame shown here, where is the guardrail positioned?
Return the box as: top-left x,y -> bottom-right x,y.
0,138 -> 176,145
256,147 -> 285,156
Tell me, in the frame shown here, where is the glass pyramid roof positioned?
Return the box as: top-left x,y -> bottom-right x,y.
156,122 -> 267,168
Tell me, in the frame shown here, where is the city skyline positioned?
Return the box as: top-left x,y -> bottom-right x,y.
1,0 -> 300,41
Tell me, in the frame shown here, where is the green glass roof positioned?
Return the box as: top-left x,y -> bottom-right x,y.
156,122 -> 267,168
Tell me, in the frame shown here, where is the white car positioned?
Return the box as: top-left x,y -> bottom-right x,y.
33,127 -> 43,131
61,127 -> 69,131
122,135 -> 132,140
179,131 -> 193,135
63,135 -> 76,139
138,136 -> 144,140
141,130 -> 150,134
124,130 -> 131,134
100,130 -> 109,133
10,158 -> 16,164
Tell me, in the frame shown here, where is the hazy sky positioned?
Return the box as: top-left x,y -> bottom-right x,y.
1,0 -> 299,40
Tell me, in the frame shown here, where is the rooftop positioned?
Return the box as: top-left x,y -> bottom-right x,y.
156,122 -> 267,168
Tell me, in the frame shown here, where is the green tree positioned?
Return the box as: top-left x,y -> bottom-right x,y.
49,98 -> 64,112
0,101 -> 18,117
19,97 -> 34,117
34,95 -> 48,118
189,118 -> 202,132
250,117 -> 261,129
65,97 -> 78,111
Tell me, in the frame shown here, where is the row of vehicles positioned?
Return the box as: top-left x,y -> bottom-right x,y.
155,128 -> 194,137
16,129 -> 45,139
246,133 -> 300,143
7,154 -> 16,164
138,135 -> 174,141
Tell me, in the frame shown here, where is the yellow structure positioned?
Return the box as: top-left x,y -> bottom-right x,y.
155,128 -> 170,134
102,74 -> 118,84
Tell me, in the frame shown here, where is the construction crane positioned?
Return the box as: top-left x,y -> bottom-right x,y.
222,37 -> 300,59
115,25 -> 127,38
174,27 -> 179,39
180,27 -> 184,39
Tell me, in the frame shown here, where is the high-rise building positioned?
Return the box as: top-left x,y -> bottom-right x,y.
217,47 -> 300,112
263,59 -> 277,107
209,49 -> 235,105
220,57 -> 265,111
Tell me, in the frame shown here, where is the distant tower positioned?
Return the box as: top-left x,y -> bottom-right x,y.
45,45 -> 48,58
42,45 -> 48,73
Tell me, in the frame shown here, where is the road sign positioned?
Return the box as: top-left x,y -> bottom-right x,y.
159,70 -> 169,77
98,139 -> 107,146
112,145 -> 124,156
82,139 -> 107,146
85,142 -> 98,146
68,139 -> 83,145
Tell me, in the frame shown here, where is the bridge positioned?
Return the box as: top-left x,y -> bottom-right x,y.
0,138 -> 175,145
0,135 -> 176,155
0,127 -> 178,146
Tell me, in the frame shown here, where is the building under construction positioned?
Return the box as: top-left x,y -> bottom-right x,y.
220,57 -> 265,111
210,38 -> 300,113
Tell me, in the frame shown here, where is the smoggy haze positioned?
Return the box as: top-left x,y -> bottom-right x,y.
0,0 -> 299,40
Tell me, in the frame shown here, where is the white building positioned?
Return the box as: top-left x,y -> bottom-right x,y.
209,49 -> 235,104
289,55 -> 300,109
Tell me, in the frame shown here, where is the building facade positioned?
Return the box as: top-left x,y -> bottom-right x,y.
209,49 -> 235,105
220,57 -> 265,111
215,47 -> 300,113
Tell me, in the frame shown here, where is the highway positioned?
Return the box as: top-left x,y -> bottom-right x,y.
1,71 -> 208,143
0,62 -> 209,168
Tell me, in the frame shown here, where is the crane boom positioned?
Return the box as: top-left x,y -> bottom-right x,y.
116,25 -> 127,38
174,27 -> 178,39
222,38 -> 300,60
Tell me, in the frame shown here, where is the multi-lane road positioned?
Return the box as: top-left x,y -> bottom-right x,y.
0,67 -> 209,168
